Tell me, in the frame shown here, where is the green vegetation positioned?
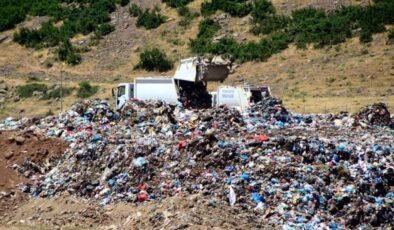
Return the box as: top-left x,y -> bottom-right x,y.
10,0 -> 120,65
16,83 -> 47,98
360,29 -> 373,43
129,3 -> 142,17
136,8 -> 167,29
190,19 -> 221,54
163,0 -> 193,8
16,82 -> 74,99
77,81 -> 99,98
192,0 -> 394,63
387,29 -> 394,43
57,40 -> 81,65
210,32 -> 291,62
41,86 -> 73,100
177,6 -> 199,28
201,0 -> 253,17
135,48 -> 174,72
119,0 -> 129,7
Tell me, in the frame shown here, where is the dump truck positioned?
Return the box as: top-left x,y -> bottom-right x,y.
113,57 -> 270,110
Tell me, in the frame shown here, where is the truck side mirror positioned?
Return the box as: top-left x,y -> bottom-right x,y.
112,88 -> 115,97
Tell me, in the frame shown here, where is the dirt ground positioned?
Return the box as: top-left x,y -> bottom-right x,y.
0,195 -> 274,230
0,130 -> 69,219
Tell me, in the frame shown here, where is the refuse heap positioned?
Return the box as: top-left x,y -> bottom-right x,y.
247,96 -> 293,129
354,103 -> 394,128
178,81 -> 212,109
1,98 -> 394,229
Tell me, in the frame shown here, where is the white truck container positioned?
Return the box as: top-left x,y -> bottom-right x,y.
216,86 -> 251,110
114,77 -> 178,110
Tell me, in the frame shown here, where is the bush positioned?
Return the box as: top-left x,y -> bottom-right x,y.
57,40 -> 81,65
17,83 -> 48,98
0,0 -> 31,32
177,5 -> 191,16
251,0 -> 276,21
163,0 -> 193,8
360,29 -> 372,43
136,8 -> 167,29
129,3 -> 142,17
11,0 -> 118,65
190,19 -> 220,54
77,81 -> 99,98
208,32 -> 291,63
119,0 -> 129,7
201,0 -> 253,17
41,86 -> 72,100
251,15 -> 289,35
177,6 -> 198,28
95,23 -> 115,37
135,48 -> 174,72
388,29 -> 394,43
289,8 -> 352,48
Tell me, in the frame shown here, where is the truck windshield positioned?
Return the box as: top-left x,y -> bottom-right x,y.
117,86 -> 126,97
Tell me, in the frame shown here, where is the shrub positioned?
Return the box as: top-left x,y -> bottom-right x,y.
77,81 -> 99,98
11,0 -> 118,65
360,29 -> 372,43
177,6 -> 198,28
388,29 -> 394,43
177,5 -> 191,16
136,8 -> 166,29
17,83 -> 48,98
41,86 -> 72,100
57,40 -> 81,65
289,8 -> 352,48
163,0 -> 193,8
201,0 -> 253,17
95,23 -> 115,37
119,0 -> 129,7
190,19 -> 220,54
129,3 -> 142,17
135,48 -> 174,72
251,0 -> 276,21
251,15 -> 289,35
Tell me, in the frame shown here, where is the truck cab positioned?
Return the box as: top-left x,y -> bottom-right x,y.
113,83 -> 134,110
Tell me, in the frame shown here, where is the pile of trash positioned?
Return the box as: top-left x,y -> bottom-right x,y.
1,98 -> 394,229
178,81 -> 212,109
354,103 -> 394,128
248,96 -> 293,129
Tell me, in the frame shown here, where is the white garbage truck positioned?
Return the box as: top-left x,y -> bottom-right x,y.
112,57 -> 270,110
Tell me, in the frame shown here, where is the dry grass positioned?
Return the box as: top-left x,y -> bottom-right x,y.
0,79 -> 115,119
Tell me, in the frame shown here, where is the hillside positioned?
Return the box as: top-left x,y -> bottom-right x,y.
0,0 -> 393,118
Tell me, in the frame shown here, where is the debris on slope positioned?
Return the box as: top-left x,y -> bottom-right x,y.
0,98 -> 393,229
354,103 -> 393,128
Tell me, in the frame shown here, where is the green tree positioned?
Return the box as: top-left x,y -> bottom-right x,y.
135,48 -> 174,72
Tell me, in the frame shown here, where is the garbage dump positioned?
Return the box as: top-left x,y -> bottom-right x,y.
0,97 -> 393,229
354,103 -> 394,128
178,81 -> 212,109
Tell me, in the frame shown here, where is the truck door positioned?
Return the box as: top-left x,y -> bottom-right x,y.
116,85 -> 127,110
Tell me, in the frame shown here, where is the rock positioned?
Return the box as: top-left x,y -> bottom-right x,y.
32,91 -> 44,97
15,136 -> 25,145
238,16 -> 250,25
0,35 -> 8,43
4,152 -> 14,159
